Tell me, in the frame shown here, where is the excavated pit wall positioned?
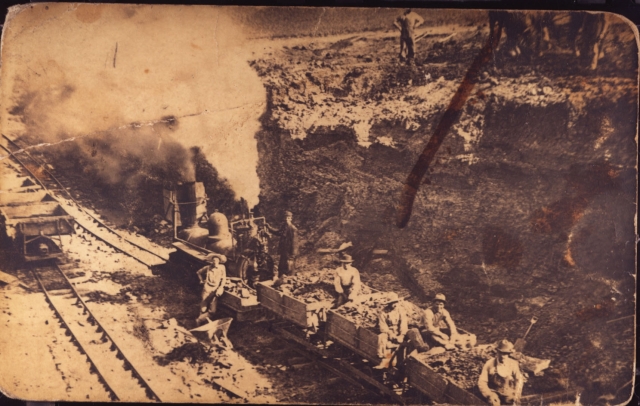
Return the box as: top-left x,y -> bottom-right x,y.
254,72 -> 637,399
257,89 -> 636,294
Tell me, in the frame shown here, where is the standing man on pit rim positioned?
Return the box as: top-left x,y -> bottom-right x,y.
394,8 -> 424,63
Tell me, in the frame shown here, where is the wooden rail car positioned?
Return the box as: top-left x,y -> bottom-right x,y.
0,200 -> 75,261
257,282 -> 334,329
405,355 -> 486,405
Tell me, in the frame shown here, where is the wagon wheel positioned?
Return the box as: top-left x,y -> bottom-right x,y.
235,256 -> 251,284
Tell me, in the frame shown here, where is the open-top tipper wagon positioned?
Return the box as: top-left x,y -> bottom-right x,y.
0,193 -> 75,261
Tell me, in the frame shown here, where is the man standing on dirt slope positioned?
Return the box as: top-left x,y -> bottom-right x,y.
196,253 -> 227,324
267,211 -> 298,276
478,339 -> 524,406
394,8 -> 424,63
333,253 -> 362,307
421,293 -> 458,350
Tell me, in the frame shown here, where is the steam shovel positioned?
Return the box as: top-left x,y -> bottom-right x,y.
514,316 -> 538,352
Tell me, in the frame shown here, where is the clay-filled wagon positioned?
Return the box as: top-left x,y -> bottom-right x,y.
0,195 -> 75,261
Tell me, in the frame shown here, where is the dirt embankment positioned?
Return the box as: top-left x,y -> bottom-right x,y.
251,21 -> 637,404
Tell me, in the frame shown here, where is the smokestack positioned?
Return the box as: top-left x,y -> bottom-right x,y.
177,182 -> 198,228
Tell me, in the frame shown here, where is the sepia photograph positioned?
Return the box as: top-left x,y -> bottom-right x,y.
0,4 -> 637,405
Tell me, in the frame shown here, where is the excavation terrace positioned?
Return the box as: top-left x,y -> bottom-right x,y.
0,9 -> 637,406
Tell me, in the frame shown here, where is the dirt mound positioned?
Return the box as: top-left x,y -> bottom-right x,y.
157,342 -> 212,365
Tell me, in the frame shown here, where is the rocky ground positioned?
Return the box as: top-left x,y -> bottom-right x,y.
2,11 -> 636,406
250,14 -> 637,406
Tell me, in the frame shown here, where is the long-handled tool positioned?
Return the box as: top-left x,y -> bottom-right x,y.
514,316 -> 538,352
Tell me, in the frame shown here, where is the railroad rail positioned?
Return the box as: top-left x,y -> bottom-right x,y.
1,135 -> 168,267
31,260 -> 163,402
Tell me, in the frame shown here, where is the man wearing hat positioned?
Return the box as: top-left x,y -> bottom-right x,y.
267,210 -> 298,276
333,253 -> 362,307
196,253 -> 227,323
375,293 -> 409,368
478,339 -> 524,406
246,240 -> 277,288
421,293 -> 459,350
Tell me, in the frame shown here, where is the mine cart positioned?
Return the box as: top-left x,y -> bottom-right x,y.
405,354 -> 486,405
406,348 -> 580,405
256,282 -> 333,329
323,291 -> 396,362
326,307 -> 386,363
0,201 -> 75,261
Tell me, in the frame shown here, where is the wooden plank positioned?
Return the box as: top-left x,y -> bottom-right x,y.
0,191 -> 53,206
171,241 -> 209,262
326,310 -> 358,349
220,291 -> 259,310
444,381 -> 486,405
521,389 -> 579,405
2,202 -> 65,218
282,294 -> 310,327
257,283 -> 284,316
210,378 -> 248,400
0,270 -> 18,285
405,356 -> 449,403
356,327 -> 384,362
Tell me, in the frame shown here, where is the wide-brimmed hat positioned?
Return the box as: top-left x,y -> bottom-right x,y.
205,253 -> 227,264
496,339 -> 514,354
339,254 -> 354,263
434,293 -> 446,303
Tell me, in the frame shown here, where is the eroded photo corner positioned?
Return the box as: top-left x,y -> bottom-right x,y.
0,4 -> 637,405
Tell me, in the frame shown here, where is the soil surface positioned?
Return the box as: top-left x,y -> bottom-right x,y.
1,10 -> 636,406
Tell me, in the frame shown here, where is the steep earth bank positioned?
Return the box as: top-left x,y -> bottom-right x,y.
251,20 -> 637,404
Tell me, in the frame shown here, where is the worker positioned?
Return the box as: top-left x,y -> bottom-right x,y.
478,339 -> 525,406
394,9 -> 424,63
246,240 -> 277,288
375,293 -> 408,368
267,210 -> 298,276
421,293 -> 458,350
333,253 -> 361,307
196,253 -> 227,324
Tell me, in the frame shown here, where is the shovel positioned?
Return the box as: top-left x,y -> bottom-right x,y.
514,316 -> 538,352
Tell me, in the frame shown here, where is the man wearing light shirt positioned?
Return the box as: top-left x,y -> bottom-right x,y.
421,293 -> 458,350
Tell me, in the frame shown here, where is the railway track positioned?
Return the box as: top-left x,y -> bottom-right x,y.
0,135 -> 168,267
260,320 -> 422,405
31,260 -> 163,402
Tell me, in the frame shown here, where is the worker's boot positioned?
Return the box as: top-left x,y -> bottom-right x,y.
373,354 -> 392,369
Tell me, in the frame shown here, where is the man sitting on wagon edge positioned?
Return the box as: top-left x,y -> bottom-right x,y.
374,293 -> 408,368
333,253 -> 362,307
421,293 -> 458,350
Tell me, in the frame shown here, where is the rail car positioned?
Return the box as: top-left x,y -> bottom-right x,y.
0,192 -> 75,261
254,280 -> 579,405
